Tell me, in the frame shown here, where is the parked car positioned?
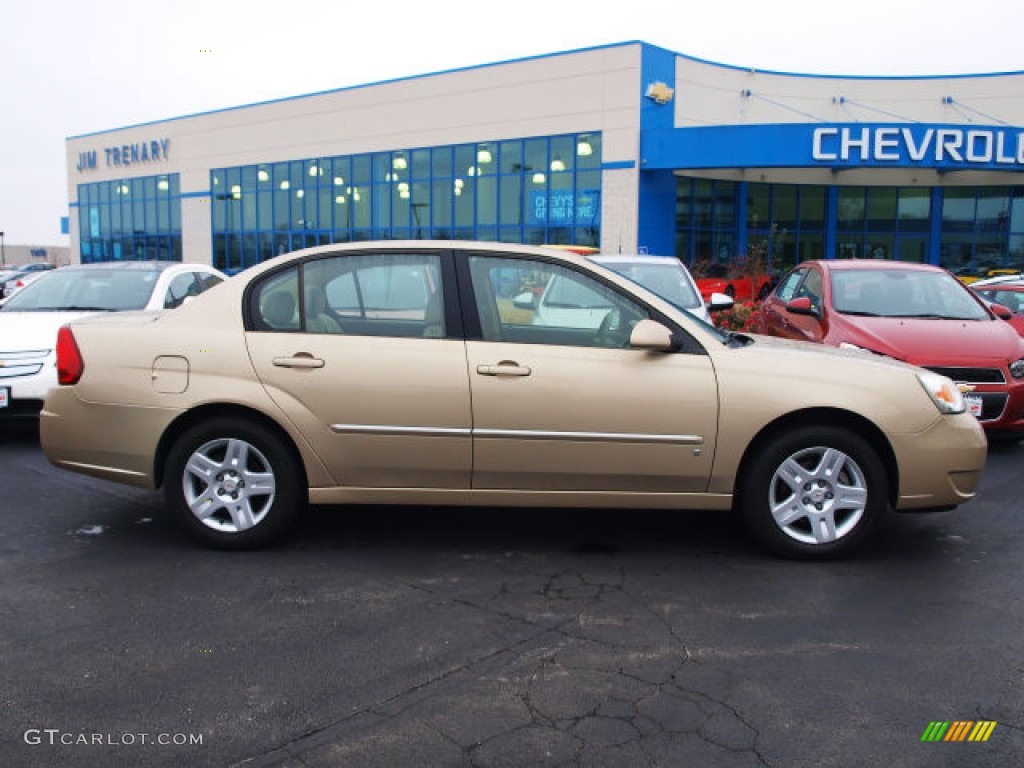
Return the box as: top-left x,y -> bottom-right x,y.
0,265 -> 53,298
757,259 -> 1024,436
0,261 -> 226,418
953,265 -> 1022,285
971,280 -> 1024,337
694,263 -> 775,303
518,254 -> 732,325
590,255 -> 733,323
2,269 -> 48,299
40,241 -> 986,559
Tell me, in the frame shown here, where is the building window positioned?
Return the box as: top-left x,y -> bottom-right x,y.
210,133 -> 602,273
77,174 -> 181,263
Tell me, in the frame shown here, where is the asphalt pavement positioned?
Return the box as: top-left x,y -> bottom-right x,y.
2,419 -> 1022,767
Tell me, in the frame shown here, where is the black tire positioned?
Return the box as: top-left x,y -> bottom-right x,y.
739,425 -> 887,560
164,417 -> 304,550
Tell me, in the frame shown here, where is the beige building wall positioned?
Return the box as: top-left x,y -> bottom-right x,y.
67,45 -> 647,265
1,244 -> 71,268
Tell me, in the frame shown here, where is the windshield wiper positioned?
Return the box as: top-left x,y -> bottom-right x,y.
895,313 -> 975,320
53,306 -> 117,312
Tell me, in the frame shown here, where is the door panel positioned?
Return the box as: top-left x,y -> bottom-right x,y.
247,333 -> 471,488
461,253 -> 718,493
466,341 -> 718,492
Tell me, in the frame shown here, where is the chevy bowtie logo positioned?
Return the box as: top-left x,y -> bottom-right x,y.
645,81 -> 674,105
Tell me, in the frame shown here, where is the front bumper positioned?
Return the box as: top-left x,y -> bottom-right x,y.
890,411 -> 988,510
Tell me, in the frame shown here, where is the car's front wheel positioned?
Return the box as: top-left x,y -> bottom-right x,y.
164,418 -> 303,549
739,425 -> 887,559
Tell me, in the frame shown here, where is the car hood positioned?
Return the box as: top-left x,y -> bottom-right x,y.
833,315 -> 1024,364
0,310 -> 105,350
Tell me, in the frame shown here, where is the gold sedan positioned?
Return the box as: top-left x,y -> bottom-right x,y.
41,242 -> 987,559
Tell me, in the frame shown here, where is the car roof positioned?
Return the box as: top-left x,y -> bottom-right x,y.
803,259 -> 947,273
589,255 -> 683,266
59,261 -> 219,273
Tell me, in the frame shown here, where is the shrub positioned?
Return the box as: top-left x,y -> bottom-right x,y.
712,300 -> 762,332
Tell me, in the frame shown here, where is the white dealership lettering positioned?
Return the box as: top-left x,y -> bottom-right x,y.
812,126 -> 1024,167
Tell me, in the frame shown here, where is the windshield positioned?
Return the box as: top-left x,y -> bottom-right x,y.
1,267 -> 161,312
831,269 -> 990,321
598,260 -> 703,310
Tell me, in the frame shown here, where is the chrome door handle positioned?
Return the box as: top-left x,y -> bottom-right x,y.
273,355 -> 325,369
476,361 -> 531,377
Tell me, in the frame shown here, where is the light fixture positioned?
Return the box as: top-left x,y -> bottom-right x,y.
467,166 -> 478,176
335,195 -> 346,204
477,148 -> 492,164
257,169 -> 269,182
308,164 -> 323,177
532,172 -> 546,184
399,189 -> 410,199
279,180 -> 290,190
393,156 -> 408,170
230,184 -> 241,200
397,182 -> 409,193
157,178 -> 169,191
334,176 -> 344,186
454,178 -> 464,189
296,189 -> 305,198
118,184 -> 129,195
576,140 -> 592,157
550,158 -> 566,172
353,188 -> 361,202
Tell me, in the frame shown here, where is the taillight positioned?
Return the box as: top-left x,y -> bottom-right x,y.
55,326 -> 85,385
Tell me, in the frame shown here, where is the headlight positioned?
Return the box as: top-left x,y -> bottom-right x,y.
916,372 -> 966,415
1010,358 -> 1024,379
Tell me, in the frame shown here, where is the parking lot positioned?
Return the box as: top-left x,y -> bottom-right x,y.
2,419 -> 1022,767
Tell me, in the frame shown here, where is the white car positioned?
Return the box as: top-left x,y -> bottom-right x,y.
519,254 -> 733,328
2,269 -> 48,300
0,261 -> 226,417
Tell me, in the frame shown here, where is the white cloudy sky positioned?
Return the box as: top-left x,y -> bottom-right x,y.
1,0 -> 1021,246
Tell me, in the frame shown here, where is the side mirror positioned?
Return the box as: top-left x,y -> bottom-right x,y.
990,302 -> 1013,321
707,292 -> 734,312
786,296 -> 819,317
513,291 -> 537,310
629,319 -> 676,351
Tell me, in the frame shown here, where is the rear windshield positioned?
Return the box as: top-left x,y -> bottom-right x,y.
2,268 -> 160,312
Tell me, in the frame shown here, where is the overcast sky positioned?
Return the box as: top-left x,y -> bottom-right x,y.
2,0 -> 1021,246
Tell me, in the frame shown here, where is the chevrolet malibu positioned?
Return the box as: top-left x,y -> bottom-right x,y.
40,242 -> 988,559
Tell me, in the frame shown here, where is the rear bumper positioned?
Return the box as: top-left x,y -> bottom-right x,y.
40,387 -> 180,490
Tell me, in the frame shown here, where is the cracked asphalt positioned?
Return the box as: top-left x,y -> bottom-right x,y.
2,420 -> 1022,767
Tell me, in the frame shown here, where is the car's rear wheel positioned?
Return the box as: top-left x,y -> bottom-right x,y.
164,418 -> 303,549
739,426 -> 887,559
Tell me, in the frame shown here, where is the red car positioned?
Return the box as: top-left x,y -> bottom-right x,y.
695,263 -> 774,303
971,280 -> 1024,337
757,259 -> 1024,436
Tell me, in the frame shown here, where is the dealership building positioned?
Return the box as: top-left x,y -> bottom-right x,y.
65,41 -> 1024,275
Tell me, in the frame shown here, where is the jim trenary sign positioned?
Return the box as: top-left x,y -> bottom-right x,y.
812,125 -> 1024,168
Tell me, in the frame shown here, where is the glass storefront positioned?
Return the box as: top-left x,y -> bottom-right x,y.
77,174 -> 182,263
675,177 -> 1024,275
209,133 -> 602,273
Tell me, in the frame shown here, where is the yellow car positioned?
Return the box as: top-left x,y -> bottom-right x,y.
41,242 -> 987,559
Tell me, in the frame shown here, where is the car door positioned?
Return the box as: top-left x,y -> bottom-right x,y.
761,266 -> 825,342
244,249 -> 472,489
462,252 -> 719,493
